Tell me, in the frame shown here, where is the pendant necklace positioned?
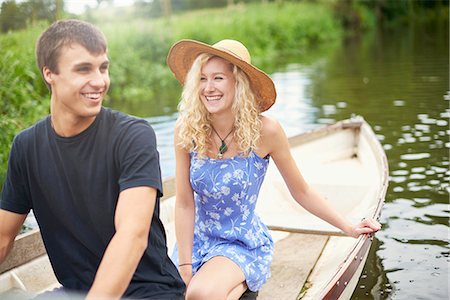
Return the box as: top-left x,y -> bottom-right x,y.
211,126 -> 234,159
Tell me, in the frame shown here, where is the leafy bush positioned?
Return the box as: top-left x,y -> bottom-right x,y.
0,24 -> 49,186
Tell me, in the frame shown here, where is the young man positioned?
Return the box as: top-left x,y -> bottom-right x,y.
0,19 -> 185,299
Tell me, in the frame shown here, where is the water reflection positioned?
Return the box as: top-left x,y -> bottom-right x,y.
265,67 -> 320,135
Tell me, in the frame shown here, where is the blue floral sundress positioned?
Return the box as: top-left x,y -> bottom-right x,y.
172,150 -> 274,292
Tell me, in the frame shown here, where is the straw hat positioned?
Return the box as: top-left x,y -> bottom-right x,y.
167,39 -> 276,112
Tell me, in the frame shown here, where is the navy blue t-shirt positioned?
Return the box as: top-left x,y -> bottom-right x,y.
1,107 -> 185,299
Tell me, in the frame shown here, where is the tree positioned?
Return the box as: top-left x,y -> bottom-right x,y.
161,0 -> 172,18
55,0 -> 64,20
21,0 -> 56,25
0,0 -> 26,32
0,0 -> 64,32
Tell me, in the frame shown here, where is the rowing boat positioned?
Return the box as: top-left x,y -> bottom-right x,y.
0,117 -> 388,299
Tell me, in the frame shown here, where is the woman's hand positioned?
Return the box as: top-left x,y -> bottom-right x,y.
179,265 -> 193,287
345,218 -> 381,238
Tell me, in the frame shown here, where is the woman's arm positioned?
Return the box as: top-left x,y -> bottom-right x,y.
262,117 -> 380,237
174,126 -> 196,285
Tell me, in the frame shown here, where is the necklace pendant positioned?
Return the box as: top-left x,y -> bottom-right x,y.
211,126 -> 233,159
219,141 -> 228,154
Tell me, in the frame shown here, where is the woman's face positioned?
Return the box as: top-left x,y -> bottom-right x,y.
199,56 -> 236,116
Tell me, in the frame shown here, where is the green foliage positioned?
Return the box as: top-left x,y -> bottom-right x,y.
166,2 -> 342,56
100,21 -> 178,113
333,0 -> 449,29
0,23 -> 50,186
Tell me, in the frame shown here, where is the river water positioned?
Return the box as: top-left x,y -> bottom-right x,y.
22,19 -> 447,299
138,21 -> 448,299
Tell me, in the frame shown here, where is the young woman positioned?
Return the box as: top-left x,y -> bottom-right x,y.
167,39 -> 381,300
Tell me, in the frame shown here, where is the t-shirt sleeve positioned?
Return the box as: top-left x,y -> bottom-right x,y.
116,120 -> 163,197
0,135 -> 32,214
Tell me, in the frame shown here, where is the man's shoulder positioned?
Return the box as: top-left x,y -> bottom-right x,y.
102,107 -> 151,129
101,107 -> 154,139
13,116 -> 49,144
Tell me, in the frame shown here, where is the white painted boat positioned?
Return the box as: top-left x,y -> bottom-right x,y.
0,117 -> 388,299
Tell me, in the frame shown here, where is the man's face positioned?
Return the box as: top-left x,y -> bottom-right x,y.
44,43 -> 110,123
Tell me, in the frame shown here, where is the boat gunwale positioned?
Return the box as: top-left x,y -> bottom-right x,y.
287,118 -> 363,149
318,119 -> 389,299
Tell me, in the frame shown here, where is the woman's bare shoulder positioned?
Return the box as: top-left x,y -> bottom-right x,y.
260,115 -> 283,137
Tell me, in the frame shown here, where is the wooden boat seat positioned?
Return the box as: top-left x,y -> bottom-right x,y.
258,232 -> 328,300
0,229 -> 60,298
0,255 -> 59,298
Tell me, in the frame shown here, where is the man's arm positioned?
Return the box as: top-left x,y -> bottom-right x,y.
86,186 -> 156,299
0,209 -> 27,263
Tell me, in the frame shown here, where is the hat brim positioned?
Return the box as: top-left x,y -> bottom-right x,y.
167,39 -> 276,112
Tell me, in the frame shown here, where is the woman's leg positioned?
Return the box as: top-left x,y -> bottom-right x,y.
186,256 -> 247,300
228,283 -> 249,300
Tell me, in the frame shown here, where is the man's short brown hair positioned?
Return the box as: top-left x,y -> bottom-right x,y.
36,19 -> 107,89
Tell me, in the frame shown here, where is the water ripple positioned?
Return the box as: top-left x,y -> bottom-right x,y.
400,153 -> 431,160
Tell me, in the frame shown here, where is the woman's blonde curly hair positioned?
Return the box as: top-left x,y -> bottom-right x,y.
177,54 -> 262,157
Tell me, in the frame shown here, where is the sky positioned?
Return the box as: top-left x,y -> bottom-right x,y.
65,0 -> 136,15
0,0 -> 135,14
